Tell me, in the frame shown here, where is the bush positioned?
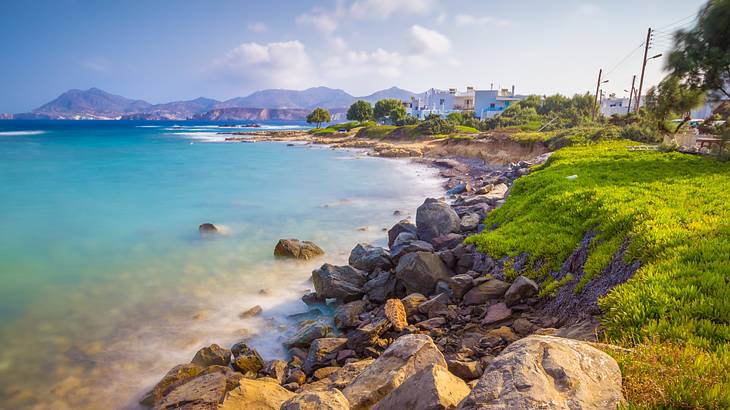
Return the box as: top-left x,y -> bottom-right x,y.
620,123 -> 662,143
417,118 -> 456,135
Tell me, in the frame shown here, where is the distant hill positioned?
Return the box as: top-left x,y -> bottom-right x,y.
33,88 -> 152,119
22,86 -> 422,120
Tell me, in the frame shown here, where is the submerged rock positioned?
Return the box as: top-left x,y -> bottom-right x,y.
342,334 -> 446,410
371,364 -> 470,410
198,223 -> 221,235
457,335 -> 626,410
274,239 -> 325,260
416,198 -> 461,243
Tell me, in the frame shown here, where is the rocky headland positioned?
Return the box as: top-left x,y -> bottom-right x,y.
142,133 -> 628,410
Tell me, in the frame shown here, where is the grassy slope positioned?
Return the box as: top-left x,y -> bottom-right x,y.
467,140 -> 730,407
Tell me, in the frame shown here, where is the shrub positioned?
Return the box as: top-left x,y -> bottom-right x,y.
417,118 -> 456,135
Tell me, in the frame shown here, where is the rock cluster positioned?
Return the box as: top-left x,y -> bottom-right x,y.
145,155 -> 625,410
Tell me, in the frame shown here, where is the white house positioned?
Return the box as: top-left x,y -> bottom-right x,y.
474,86 -> 525,119
600,94 -> 632,117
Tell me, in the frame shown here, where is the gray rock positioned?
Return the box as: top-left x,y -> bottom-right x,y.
504,275 -> 539,306
363,270 -> 396,303
462,279 -> 510,306
334,300 -> 367,329
349,243 -> 393,272
284,320 -> 332,348
303,338 -> 349,374
274,239 -> 325,260
460,213 -> 481,232
343,334 -> 447,410
388,219 -> 417,248
481,302 -> 512,325
391,239 -> 435,264
449,274 -> 474,300
395,252 -> 453,296
417,292 -> 450,315
393,231 -> 418,247
312,263 -> 367,302
431,233 -> 465,250
416,198 -> 461,243
457,335 -> 626,410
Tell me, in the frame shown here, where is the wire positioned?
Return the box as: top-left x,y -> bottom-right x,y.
603,42 -> 646,79
655,12 -> 698,31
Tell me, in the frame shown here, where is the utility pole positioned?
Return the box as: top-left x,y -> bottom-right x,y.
627,75 -> 637,114
635,28 -> 652,112
592,68 -> 603,121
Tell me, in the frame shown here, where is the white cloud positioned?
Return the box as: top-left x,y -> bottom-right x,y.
82,57 -> 110,73
322,48 -> 405,80
576,3 -> 601,16
454,13 -> 494,26
408,25 -> 451,55
296,10 -> 338,34
247,22 -> 267,33
349,0 -> 436,20
435,12 -> 447,24
211,41 -> 314,89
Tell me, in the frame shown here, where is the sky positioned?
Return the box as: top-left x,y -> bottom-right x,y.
0,0 -> 707,113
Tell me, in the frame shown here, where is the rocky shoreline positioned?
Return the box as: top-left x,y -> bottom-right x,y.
142,134 -> 627,409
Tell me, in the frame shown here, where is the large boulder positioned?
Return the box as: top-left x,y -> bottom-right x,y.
349,243 -> 393,272
388,219 -> 417,248
462,279 -> 510,306
281,389 -> 350,410
142,363 -> 203,406
334,300 -> 367,329
220,377 -> 295,410
504,275 -> 539,306
191,344 -> 231,367
390,239 -> 435,264
342,334 -> 447,410
457,335 -> 626,410
312,263 -> 368,302
416,198 -> 461,243
395,252 -> 452,295
371,364 -> 470,410
303,338 -> 349,374
275,239 -> 325,260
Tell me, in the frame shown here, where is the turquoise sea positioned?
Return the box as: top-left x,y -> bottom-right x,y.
0,120 -> 442,409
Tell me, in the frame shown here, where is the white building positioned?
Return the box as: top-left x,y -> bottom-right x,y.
600,94 -> 631,117
474,86 -> 525,119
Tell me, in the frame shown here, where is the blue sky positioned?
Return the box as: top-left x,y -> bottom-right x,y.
0,0 -> 706,112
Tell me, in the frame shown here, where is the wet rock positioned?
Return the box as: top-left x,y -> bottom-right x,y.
262,359 -> 288,384
446,182 -> 471,196
343,334 -> 447,410
481,302 -> 512,325
462,279 -> 509,306
457,335 -> 626,410
143,363 -> 203,406
447,359 -> 483,381
388,219 -> 417,248
390,239 -> 435,264
371,363 -> 470,410
395,252 -> 452,296
363,270 -> 396,303
281,389 -> 350,410
431,233 -> 465,250
274,239 -> 325,260
312,263 -> 367,302
334,300 -> 367,329
231,343 -> 264,375
401,293 -> 428,317
504,275 -> 539,306
301,291 -> 325,306
416,198 -> 461,243
303,338 -> 348,374
220,377 -> 295,410
199,223 -> 221,235
284,320 -> 332,348
191,344 -> 231,367
349,243 -> 393,272
449,274 -> 474,300
239,305 -> 263,319
384,298 -> 408,332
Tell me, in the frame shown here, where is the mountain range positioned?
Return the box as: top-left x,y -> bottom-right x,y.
13,86 -> 421,121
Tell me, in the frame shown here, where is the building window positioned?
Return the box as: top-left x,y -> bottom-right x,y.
490,103 -> 495,108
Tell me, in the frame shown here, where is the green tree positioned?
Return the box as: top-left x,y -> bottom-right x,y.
373,99 -> 405,123
446,112 -> 463,124
645,75 -> 705,133
346,100 -> 374,123
306,107 -> 331,128
668,0 -> 730,98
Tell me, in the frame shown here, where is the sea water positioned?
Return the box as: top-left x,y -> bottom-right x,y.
0,120 -> 442,409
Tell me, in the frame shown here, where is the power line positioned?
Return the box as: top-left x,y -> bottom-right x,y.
655,12 -> 698,31
603,42 -> 646,79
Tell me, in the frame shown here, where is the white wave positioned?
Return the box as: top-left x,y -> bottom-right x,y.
0,130 -> 46,136
166,132 -> 228,142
